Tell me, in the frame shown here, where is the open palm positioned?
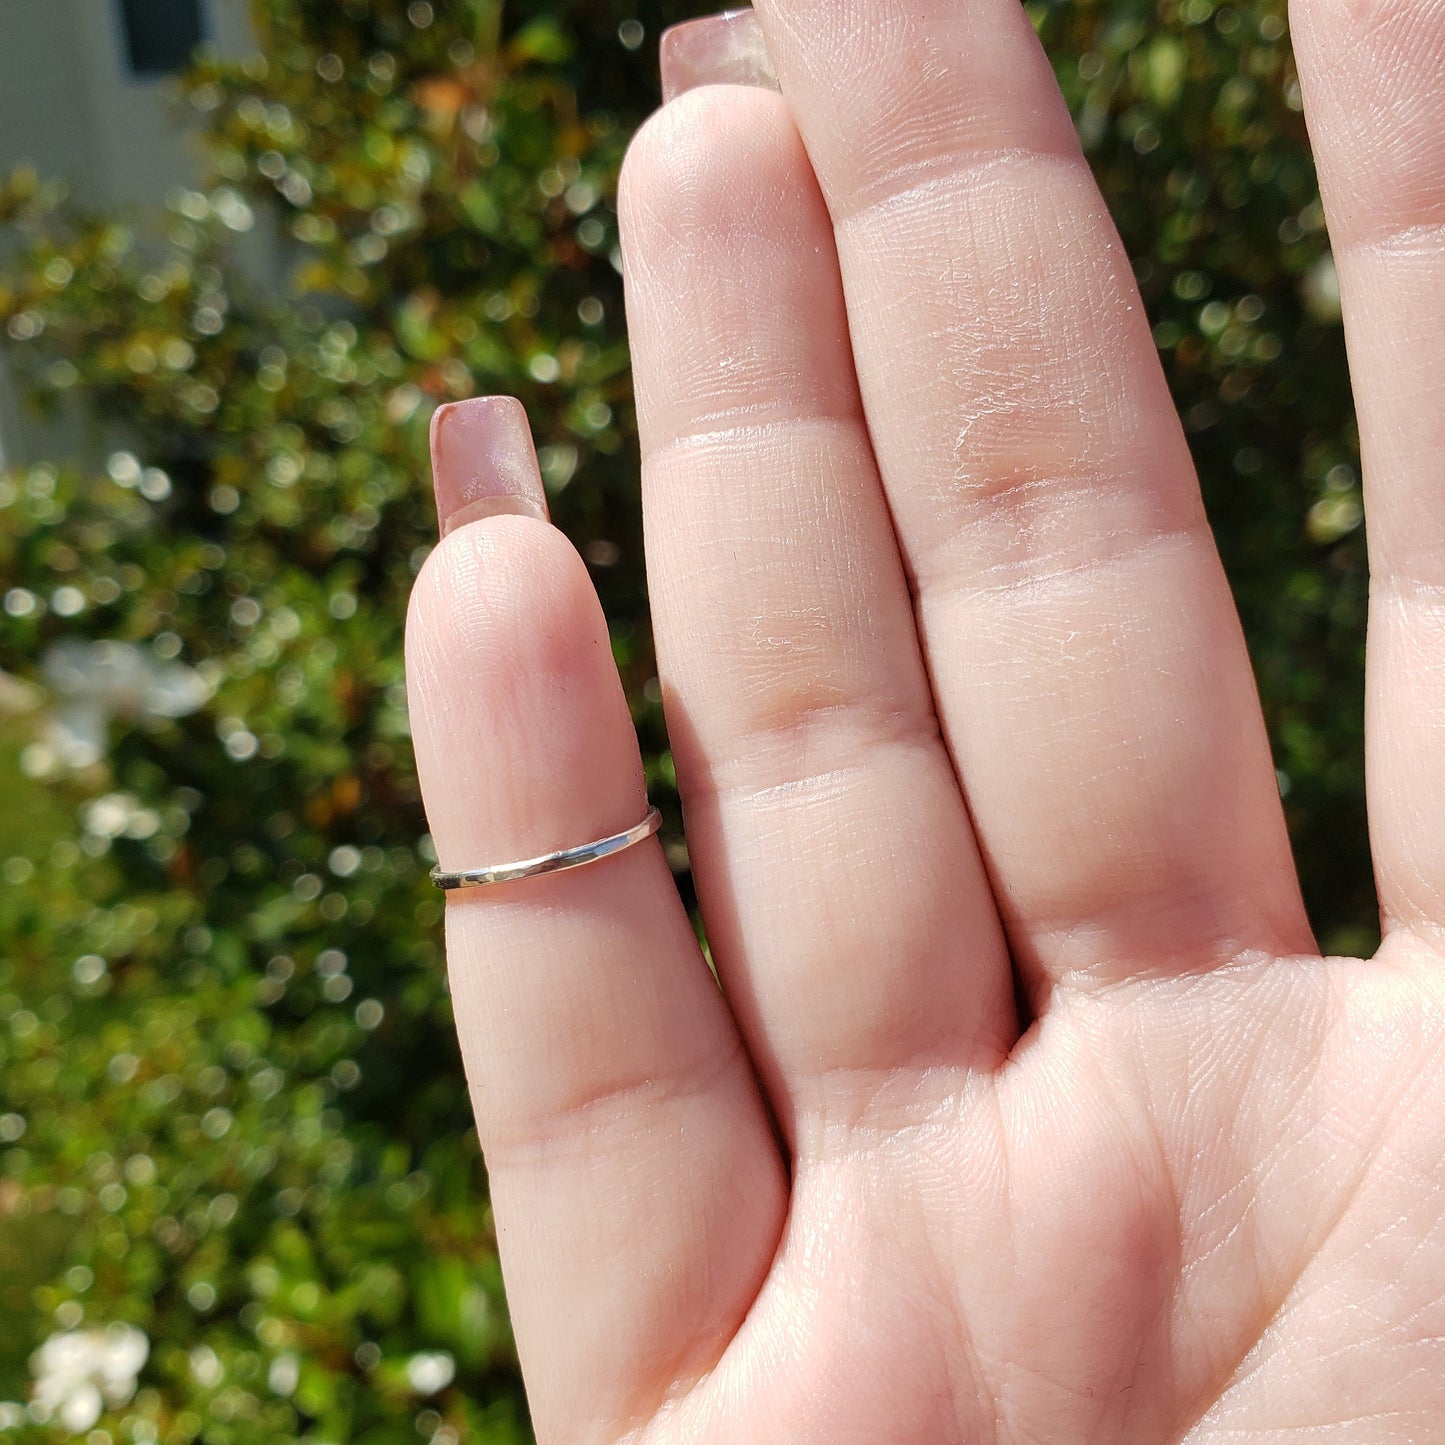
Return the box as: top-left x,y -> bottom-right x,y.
406,0 -> 1445,1439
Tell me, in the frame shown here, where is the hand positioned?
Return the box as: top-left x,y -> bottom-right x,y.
406,1 -> 1445,1439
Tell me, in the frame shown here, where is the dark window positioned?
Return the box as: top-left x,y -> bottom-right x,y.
117,0 -> 205,77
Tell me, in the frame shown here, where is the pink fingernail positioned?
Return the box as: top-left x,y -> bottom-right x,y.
659,9 -> 779,104
429,396 -> 549,536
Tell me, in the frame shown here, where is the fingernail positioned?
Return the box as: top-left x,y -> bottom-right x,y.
429,396 -> 549,536
660,9 -> 779,104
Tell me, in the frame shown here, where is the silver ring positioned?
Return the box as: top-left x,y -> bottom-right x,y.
430,806 -> 662,890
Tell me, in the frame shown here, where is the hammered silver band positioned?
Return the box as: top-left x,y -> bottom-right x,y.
430,806 -> 662,890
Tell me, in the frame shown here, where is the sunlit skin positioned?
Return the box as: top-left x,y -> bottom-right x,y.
406,0 -> 1445,1439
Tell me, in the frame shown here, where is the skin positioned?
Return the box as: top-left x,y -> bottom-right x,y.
405,0 -> 1445,1439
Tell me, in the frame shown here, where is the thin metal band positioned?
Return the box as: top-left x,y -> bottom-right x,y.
430,806 -> 662,890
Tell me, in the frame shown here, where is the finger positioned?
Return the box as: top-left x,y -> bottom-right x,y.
1290,0 -> 1445,942
750,0 -> 1314,988
407,399 -> 785,1439
622,84 -> 1015,1147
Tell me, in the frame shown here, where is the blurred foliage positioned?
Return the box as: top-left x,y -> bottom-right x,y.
0,0 -> 1369,1439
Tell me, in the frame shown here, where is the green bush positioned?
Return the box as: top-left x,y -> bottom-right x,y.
0,0 -> 1368,1440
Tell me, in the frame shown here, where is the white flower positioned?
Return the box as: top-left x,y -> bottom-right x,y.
405,1350 -> 455,1395
81,792 -> 161,841
30,1324 -> 148,1431
58,1382 -> 103,1434
267,1353 -> 299,1396
188,1345 -> 223,1388
41,639 -> 211,767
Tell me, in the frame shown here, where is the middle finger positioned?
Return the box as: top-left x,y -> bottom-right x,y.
753,0 -> 1314,991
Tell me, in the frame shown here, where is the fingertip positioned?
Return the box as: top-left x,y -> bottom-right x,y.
405,515 -> 642,869
407,514 -> 601,693
620,85 -> 813,268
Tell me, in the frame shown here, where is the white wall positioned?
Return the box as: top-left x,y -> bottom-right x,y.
0,2 -> 99,196
0,0 -> 257,464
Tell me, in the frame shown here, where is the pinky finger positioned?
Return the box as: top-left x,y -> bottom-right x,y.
406,399 -> 785,1441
